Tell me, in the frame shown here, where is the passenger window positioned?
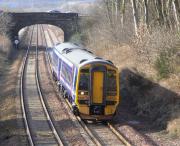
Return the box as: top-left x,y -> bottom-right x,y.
61,64 -> 73,85
107,70 -> 117,95
53,52 -> 58,67
79,69 -> 89,91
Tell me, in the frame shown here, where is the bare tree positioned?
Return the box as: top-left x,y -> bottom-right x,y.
155,0 -> 164,25
162,0 -> 171,28
174,0 -> 180,15
0,13 -> 14,35
143,0 -> 149,27
121,0 -> 126,28
115,0 -> 118,20
103,0 -> 113,25
173,0 -> 180,30
131,0 -> 139,36
165,0 -> 173,29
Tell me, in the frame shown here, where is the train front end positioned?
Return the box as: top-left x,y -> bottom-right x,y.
75,61 -> 120,121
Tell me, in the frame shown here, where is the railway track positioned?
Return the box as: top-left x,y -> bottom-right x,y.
40,25 -> 93,146
43,24 -> 132,146
20,25 -> 63,146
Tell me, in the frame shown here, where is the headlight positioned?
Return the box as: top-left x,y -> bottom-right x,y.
78,91 -> 88,95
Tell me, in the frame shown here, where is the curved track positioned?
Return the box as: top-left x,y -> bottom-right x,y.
43,24 -> 132,146
20,25 -> 63,146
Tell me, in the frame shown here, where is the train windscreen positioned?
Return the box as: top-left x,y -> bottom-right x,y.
79,69 -> 89,91
107,70 -> 117,96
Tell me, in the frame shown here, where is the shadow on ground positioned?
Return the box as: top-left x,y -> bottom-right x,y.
114,68 -> 180,133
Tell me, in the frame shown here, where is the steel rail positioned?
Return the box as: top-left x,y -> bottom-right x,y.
43,25 -> 102,146
43,24 -> 131,146
107,123 -> 132,146
50,26 -> 132,146
35,25 -> 64,146
20,26 -> 35,146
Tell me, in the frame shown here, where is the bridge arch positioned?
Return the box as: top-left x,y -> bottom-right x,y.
9,12 -> 78,41
18,24 -> 65,43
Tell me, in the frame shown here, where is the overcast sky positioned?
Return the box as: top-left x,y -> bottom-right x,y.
0,0 -> 97,13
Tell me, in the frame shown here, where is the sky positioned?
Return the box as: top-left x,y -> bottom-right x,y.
0,0 -> 97,12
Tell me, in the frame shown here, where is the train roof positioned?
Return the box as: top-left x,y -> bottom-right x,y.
54,42 -> 115,68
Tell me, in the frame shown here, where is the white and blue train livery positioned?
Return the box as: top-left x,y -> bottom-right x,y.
51,42 -> 120,120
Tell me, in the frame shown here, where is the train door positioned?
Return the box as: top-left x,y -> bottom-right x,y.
92,71 -> 104,104
90,65 -> 107,104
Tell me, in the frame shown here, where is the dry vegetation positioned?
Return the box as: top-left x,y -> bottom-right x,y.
0,13 -> 28,145
71,0 -> 180,140
0,12 -> 15,59
0,35 -> 13,59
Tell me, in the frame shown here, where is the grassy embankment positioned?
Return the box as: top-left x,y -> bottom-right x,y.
0,28 -> 29,145
0,35 -> 18,145
71,12 -> 180,138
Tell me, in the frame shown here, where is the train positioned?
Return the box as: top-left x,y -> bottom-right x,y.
50,42 -> 120,120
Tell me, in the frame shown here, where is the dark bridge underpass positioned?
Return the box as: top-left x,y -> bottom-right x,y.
9,12 -> 78,41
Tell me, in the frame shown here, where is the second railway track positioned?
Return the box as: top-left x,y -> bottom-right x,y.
20,25 -> 63,146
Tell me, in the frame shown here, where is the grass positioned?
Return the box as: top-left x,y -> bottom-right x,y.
0,35 -> 13,59
0,35 -> 24,145
0,50 -> 16,142
154,46 -> 180,80
167,118 -> 180,138
70,32 -> 88,45
155,51 -> 171,79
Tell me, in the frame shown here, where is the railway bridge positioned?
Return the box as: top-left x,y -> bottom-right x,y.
9,12 -> 78,41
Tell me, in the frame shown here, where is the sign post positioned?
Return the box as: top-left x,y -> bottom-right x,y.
14,39 -> 19,49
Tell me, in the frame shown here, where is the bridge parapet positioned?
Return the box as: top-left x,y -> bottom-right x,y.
8,12 -> 78,41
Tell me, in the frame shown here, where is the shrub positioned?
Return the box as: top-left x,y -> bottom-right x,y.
0,12 -> 14,35
0,13 -> 14,59
155,51 -> 171,79
167,118 -> 180,138
70,32 -> 87,45
0,35 -> 12,59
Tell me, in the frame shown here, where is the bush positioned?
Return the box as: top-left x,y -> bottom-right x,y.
0,13 -> 14,59
155,51 -> 171,79
132,25 -> 179,79
167,118 -> 180,138
0,12 -> 14,35
70,32 -> 87,45
0,35 -> 13,59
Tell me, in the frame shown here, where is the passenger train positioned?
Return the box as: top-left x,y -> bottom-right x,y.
50,42 -> 120,120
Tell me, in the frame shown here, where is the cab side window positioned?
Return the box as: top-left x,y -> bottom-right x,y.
107,70 -> 117,95
79,69 -> 89,91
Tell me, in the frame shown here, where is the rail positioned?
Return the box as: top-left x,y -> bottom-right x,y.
43,24 -> 131,146
20,25 -> 63,146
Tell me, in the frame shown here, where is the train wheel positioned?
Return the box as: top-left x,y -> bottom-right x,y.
52,71 -> 57,81
102,120 -> 108,125
63,90 -> 68,98
113,110 -> 117,116
59,85 -> 63,92
82,119 -> 87,124
72,105 -> 79,116
61,86 -> 64,95
52,71 -> 55,80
